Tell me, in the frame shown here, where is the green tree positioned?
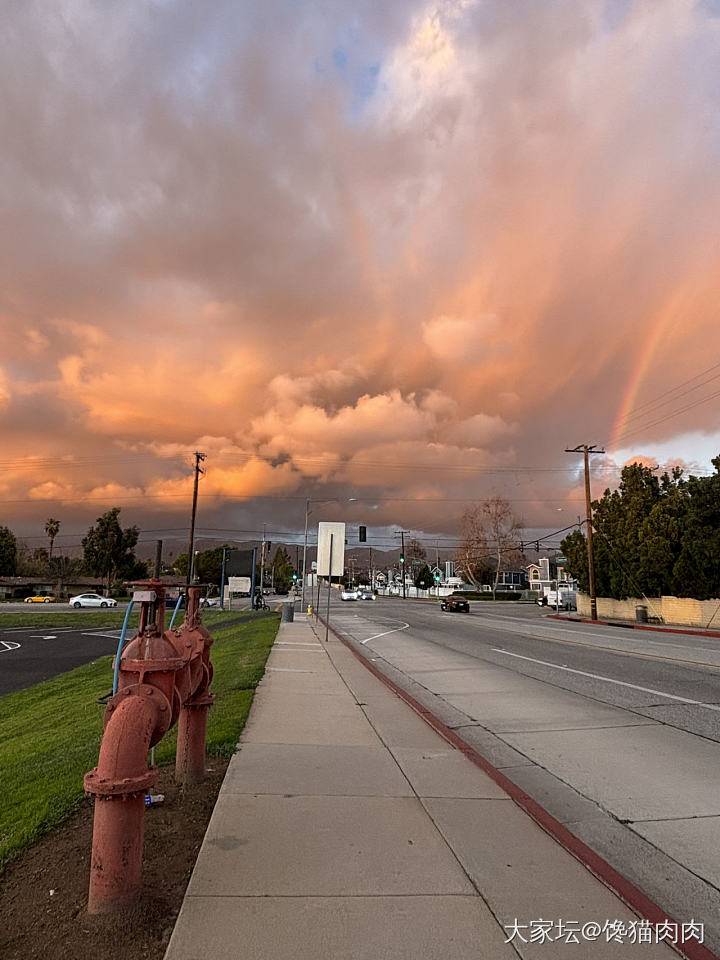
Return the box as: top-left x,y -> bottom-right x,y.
190,546 -> 231,587
413,563 -> 433,590
271,547 -> 294,593
590,463 -> 663,599
44,518 -> 60,561
672,456 -> 720,599
82,508 -> 141,593
560,529 -> 589,593
16,545 -> 50,577
0,526 -> 18,575
562,463 -> 696,600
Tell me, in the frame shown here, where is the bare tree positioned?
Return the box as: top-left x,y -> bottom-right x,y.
456,496 -> 525,597
455,506 -> 491,588
484,496 -> 525,598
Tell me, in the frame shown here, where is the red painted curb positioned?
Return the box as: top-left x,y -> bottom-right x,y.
547,614 -> 720,640
324,618 -> 719,960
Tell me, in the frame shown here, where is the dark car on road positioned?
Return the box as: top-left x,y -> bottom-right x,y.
440,596 -> 470,613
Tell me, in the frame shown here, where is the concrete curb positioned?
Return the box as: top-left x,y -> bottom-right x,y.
547,614 -> 720,640
322,616 -> 720,960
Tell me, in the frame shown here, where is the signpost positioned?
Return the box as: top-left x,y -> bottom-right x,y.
316,522 -> 345,641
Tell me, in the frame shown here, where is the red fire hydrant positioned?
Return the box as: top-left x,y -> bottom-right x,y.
84,583 -> 214,913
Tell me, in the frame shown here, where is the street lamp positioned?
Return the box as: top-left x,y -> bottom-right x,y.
301,498 -> 357,607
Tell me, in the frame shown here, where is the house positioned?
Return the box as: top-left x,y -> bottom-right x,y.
495,570 -> 528,590
526,558 -> 576,597
0,575 -> 107,600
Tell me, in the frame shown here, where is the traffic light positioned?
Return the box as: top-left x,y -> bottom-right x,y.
399,555 -> 405,565
292,572 -> 298,581
359,525 -> 367,542
434,573 -> 440,582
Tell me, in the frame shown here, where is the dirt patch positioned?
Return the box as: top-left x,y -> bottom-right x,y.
0,759 -> 229,960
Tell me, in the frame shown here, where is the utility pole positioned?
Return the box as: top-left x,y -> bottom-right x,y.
565,444 -> 605,621
220,546 -> 228,610
154,540 -> 163,579
186,451 -> 206,590
400,530 -> 407,599
259,523 -> 267,605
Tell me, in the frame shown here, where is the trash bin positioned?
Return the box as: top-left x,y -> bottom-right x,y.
635,605 -> 648,623
280,602 -> 295,623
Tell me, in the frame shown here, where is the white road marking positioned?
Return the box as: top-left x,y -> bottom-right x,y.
492,647 -> 720,712
0,640 -> 20,652
360,621 -> 410,645
29,635 -> 58,640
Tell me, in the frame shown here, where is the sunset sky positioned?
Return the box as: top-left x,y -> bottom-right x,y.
2,0 -> 720,557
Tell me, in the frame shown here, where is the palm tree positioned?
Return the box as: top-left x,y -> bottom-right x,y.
45,518 -> 60,561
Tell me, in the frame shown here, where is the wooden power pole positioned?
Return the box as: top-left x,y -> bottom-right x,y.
565,444 -> 604,621
186,451 -> 206,590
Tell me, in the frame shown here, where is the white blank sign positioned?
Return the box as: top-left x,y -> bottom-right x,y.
316,522 -> 345,577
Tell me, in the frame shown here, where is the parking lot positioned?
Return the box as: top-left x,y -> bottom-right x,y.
0,621 -> 121,696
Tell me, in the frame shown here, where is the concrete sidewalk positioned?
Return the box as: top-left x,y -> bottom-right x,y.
164,616 -> 681,960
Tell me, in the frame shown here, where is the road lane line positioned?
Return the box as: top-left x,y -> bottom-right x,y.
492,647 -> 720,712
360,621 -> 410,645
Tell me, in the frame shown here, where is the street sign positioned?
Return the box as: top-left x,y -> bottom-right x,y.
228,576 -> 251,594
316,522 -> 345,577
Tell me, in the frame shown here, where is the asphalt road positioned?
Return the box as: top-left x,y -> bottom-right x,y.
325,595 -> 720,952
0,595 -> 277,696
0,623 -> 121,696
329,597 -> 720,743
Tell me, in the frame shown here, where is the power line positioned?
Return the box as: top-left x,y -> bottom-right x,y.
614,361 -> 720,430
613,387 -> 720,446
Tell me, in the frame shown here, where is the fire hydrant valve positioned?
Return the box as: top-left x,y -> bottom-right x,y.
85,583 -> 215,914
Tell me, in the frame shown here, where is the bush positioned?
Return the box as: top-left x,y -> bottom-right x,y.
452,591 -> 525,601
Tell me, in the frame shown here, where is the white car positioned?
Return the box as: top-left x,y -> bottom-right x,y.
340,589 -> 358,601
69,593 -> 117,608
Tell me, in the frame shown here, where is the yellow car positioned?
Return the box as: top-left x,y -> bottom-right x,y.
24,595 -> 56,603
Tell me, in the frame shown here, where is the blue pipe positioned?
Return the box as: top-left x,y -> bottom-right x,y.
112,600 -> 135,695
169,593 -> 183,630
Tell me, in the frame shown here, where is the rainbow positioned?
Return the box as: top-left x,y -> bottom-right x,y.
609,309 -> 675,454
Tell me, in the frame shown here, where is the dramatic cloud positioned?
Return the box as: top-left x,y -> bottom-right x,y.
1,0 -> 719,548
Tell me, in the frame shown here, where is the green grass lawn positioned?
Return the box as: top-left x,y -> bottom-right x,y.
0,606 -> 259,630
0,612 -> 279,872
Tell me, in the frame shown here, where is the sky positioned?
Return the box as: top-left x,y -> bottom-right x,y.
2,0 -> 720,558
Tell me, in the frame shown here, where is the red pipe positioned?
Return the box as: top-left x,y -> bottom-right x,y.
84,584 -> 215,913
85,687 -> 167,913
176,699 -> 211,786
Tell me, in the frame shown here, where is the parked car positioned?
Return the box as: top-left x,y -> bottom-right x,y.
538,588 -> 576,611
440,596 -> 470,613
359,590 -> 374,600
69,593 -> 118,608
340,588 -> 358,601
24,595 -> 56,603
199,597 -> 216,607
